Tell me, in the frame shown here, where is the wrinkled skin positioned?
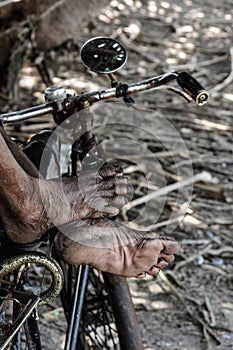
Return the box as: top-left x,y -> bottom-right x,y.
0,129 -> 128,242
55,218 -> 180,278
0,127 -> 180,277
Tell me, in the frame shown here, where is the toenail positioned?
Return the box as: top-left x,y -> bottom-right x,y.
157,258 -> 168,268
136,272 -> 146,278
150,265 -> 160,271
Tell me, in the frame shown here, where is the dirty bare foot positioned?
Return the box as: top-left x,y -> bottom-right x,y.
54,218 -> 180,278
0,129 -> 129,243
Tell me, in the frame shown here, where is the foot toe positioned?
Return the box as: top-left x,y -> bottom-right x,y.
136,272 -> 147,279
147,266 -> 160,276
159,253 -> 175,263
155,258 -> 169,269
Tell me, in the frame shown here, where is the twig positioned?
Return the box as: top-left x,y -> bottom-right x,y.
203,325 -> 213,350
117,32 -> 160,66
122,171 -> 215,216
159,271 -> 222,345
0,0 -> 22,8
208,246 -> 233,256
204,296 -> 216,327
192,117 -> 232,132
202,264 -> 227,275
173,243 -> 213,271
170,54 -> 228,72
39,0 -> 65,20
125,212 -> 186,231
209,47 -> 233,94
180,239 -> 211,245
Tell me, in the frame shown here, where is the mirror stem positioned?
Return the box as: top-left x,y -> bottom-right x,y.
108,73 -> 119,87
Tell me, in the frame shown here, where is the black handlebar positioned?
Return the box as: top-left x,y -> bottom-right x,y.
177,72 -> 209,106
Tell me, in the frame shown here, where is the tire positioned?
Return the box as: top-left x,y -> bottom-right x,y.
0,252 -> 64,350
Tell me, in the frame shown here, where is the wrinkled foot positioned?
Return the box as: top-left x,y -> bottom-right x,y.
1,163 -> 129,243
0,126 -> 130,243
54,218 -> 180,278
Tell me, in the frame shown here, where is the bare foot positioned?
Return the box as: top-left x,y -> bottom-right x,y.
0,129 -> 129,243
54,218 -> 180,278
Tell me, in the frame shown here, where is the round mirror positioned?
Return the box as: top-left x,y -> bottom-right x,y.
80,37 -> 127,74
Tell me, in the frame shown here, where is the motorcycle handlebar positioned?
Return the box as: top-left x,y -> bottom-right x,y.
0,71 -> 208,124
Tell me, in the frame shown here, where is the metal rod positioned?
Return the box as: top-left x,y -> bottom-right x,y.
0,296 -> 40,350
74,72 -> 179,106
0,104 -> 53,123
64,265 -> 89,350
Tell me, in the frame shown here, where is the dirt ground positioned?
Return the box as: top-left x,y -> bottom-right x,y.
1,1 -> 233,350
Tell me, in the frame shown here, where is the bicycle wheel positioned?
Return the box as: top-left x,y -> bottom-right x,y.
0,252 -> 64,350
60,264 -> 143,350
80,270 -> 143,350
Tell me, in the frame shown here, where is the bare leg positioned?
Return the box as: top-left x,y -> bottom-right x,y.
54,218 -> 180,278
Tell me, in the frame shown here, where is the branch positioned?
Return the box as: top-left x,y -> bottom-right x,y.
209,46 -> 233,94
0,0 -> 22,8
122,171 -> 216,216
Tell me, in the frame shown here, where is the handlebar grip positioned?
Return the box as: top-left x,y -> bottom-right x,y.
177,72 -> 209,106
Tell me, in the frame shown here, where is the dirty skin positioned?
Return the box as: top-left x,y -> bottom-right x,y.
0,127 -> 180,278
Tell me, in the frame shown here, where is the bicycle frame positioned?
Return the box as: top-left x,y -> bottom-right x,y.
0,56 -> 208,349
